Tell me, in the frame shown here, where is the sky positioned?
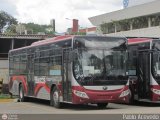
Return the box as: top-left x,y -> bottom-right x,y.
0,0 -> 123,33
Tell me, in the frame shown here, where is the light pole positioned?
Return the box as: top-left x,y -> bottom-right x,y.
65,18 -> 72,21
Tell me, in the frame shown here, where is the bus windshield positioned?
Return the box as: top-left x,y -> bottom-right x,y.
74,36 -> 127,50
73,37 -> 128,86
152,40 -> 160,84
152,52 -> 160,84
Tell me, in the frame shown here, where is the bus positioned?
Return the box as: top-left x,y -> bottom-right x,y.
9,35 -> 130,108
128,38 -> 160,103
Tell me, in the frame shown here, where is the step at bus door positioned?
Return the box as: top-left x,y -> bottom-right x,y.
62,48 -> 72,102
138,51 -> 150,99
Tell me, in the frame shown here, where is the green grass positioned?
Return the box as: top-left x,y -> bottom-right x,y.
0,94 -> 13,99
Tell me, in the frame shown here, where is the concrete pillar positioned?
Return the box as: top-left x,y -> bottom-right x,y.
130,22 -> 133,30
148,17 -> 151,27
115,24 -> 117,33
50,19 -> 55,33
11,38 -> 14,49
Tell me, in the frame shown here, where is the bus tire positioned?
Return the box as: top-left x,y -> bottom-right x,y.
97,103 -> 108,109
19,84 -> 25,102
50,87 -> 62,108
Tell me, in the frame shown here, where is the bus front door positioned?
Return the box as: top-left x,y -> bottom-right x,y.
138,51 -> 150,99
62,49 -> 72,102
27,54 -> 34,96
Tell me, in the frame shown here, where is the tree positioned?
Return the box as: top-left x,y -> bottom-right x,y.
24,23 -> 55,34
0,11 -> 17,33
4,24 -> 17,34
72,32 -> 86,35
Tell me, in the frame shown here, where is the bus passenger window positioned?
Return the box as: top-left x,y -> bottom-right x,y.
49,65 -> 61,76
49,56 -> 62,76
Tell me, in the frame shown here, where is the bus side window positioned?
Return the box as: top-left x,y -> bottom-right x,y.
128,49 -> 137,76
39,57 -> 49,76
55,39 -> 72,48
49,56 -> 62,76
13,55 -> 20,74
19,54 -> 27,74
9,55 -> 14,75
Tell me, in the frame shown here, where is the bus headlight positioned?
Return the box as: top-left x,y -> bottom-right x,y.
119,89 -> 130,98
73,90 -> 89,99
152,89 -> 160,95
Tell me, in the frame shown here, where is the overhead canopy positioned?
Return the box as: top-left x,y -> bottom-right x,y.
89,0 -> 160,26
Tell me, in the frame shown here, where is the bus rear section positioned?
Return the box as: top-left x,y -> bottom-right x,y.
128,38 -> 160,103
9,35 -> 130,108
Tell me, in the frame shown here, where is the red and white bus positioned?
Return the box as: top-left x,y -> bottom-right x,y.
128,38 -> 160,103
9,35 -> 130,108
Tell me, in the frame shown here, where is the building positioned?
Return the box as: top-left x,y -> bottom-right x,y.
72,19 -> 79,33
79,27 -> 97,35
89,0 -> 160,37
66,28 -> 72,35
66,19 -> 79,34
16,24 -> 26,35
123,0 -> 156,8
50,19 -> 55,33
0,34 -> 56,93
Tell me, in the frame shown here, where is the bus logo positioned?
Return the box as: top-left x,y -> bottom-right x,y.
103,86 -> 108,90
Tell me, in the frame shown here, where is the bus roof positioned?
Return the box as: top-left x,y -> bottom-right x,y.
31,35 -> 74,46
9,35 -> 127,52
9,35 -> 74,52
128,38 -> 152,45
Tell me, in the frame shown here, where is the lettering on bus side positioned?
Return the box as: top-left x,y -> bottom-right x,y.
34,76 -> 62,84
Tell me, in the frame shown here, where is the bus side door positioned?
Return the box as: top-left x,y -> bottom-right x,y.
27,49 -> 35,96
62,48 -> 72,102
138,51 -> 150,99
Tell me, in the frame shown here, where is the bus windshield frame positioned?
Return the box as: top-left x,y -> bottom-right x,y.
152,40 -> 160,84
73,36 -> 128,86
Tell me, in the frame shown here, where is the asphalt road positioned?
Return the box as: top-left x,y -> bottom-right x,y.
0,99 -> 160,120
0,98 -> 160,114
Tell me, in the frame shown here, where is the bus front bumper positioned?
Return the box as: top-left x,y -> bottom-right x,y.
72,86 -> 130,104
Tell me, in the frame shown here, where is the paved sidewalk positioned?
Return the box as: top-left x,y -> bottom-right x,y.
0,98 -> 17,103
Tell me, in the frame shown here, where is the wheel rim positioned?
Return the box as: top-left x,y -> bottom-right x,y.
20,87 -> 23,99
53,90 -> 59,105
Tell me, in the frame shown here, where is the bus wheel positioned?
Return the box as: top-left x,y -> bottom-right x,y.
97,103 -> 108,109
19,84 -> 25,102
50,87 -> 62,108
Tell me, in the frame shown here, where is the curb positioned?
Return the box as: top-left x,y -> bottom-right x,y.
0,99 -> 18,103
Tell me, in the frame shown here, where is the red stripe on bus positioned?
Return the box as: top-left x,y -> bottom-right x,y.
31,35 -> 73,46
34,83 -> 50,96
11,76 -> 28,94
128,38 -> 152,44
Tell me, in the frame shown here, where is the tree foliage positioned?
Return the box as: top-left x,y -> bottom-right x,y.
23,23 -> 55,34
0,11 -> 54,35
0,11 -> 17,33
5,24 -> 17,34
71,32 -> 86,35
